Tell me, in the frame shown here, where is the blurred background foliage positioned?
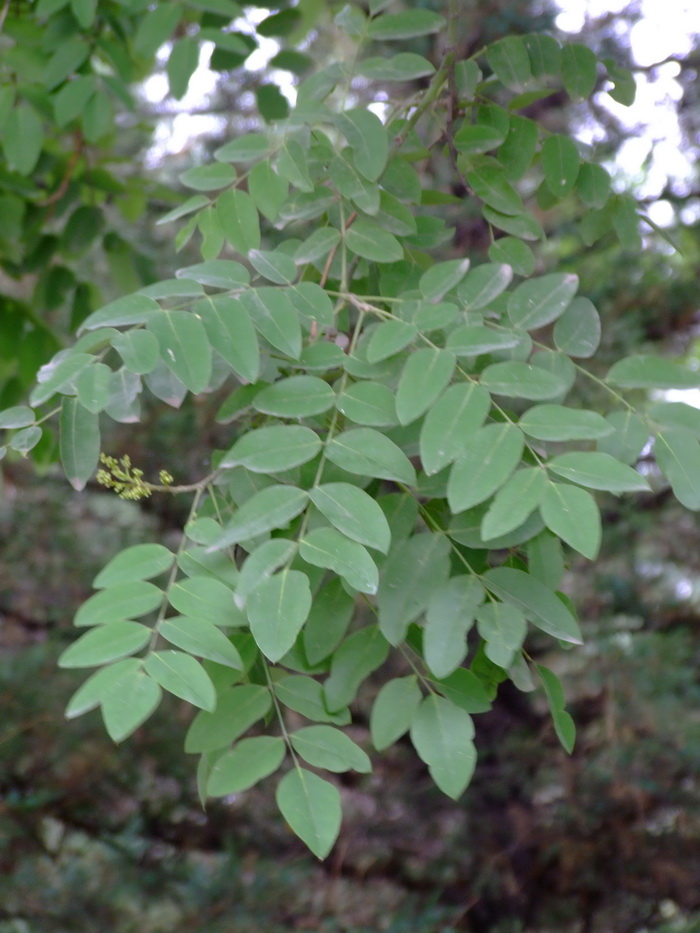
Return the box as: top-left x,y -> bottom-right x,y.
1,0 -> 700,929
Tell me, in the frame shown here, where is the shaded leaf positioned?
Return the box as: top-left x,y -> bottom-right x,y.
247,569 -> 312,661
276,768 -> 341,860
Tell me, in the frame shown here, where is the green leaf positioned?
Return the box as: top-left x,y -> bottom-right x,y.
326,429 -> 416,485
239,288 -> 302,359
59,397 -> 100,491
447,423 -> 524,512
275,674 -> 350,725
186,684 -> 271,753
133,3 -> 182,57
222,426 -> 321,473
606,355 -> 700,390
168,577 -> 243,627
377,534 -> 451,645
248,160 -> 289,222
9,426 -> 42,455
291,725 -> 371,773
295,227 -> 341,265
519,405 -> 613,441
176,259 -> 250,289
79,295 -> 160,334
410,696 -> 476,799
249,249 -> 298,286
159,617 -> 243,669
94,544 -> 174,588
303,580 -> 356,666
536,665 -> 575,753
488,237 -> 536,276
475,601 -> 526,668
419,259 -> 470,302
0,406 -> 35,429
481,467 -> 547,540
336,381 -> 398,426
247,569 -> 312,661
65,659 -> 140,720
276,767 -> 341,860
254,376 -> 335,418
654,428 -> 700,510
215,133 -> 269,163
498,115 -> 538,180
207,736 -> 286,796
309,483 -> 391,554
345,219 -> 403,263
367,9 -> 446,40
562,43 -> 598,100
457,262 -> 513,310
359,53 -> 435,81
324,625 -> 390,712
58,621 -> 150,669
148,310 -> 212,394
287,283 -> 335,329
366,320 -> 417,363
577,162 -> 611,208
540,482 -> 601,559
29,353 -> 92,407
370,676 -> 422,751
144,651 -> 216,711
236,539 -> 297,608
196,296 -> 260,384
75,582 -> 163,627
508,273 -> 578,330
300,527 -> 378,595
466,164 -> 523,215
483,206 -> 543,240
547,451 -> 649,494
101,665 -> 162,743
216,189 -> 261,253
419,383 -> 491,476
541,134 -> 580,197
446,325 -> 521,356
53,74 -> 96,127
523,32 -> 562,75
480,361 -> 569,401
454,124 -> 507,155
424,576 -> 484,678
167,36 -> 199,99
553,297 -> 601,358
179,163 -> 236,191
336,108 -> 389,182
75,363 -> 112,413
486,36 -> 532,89
276,138 -> 314,192
528,530 -> 565,590
649,402 -> 700,438
484,567 -> 582,644
157,194 -> 210,226
431,668 -> 492,714
396,349 -> 456,425
3,104 -> 44,175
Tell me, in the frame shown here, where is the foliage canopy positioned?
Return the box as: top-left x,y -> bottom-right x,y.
1,0 -> 698,858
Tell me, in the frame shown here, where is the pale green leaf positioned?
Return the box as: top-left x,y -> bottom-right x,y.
249,249 -> 298,285
377,534 -> 451,645
111,330 -> 160,375
577,162 -> 611,209
537,664 -> 576,753
247,569 -> 312,661
75,363 -> 112,413
654,428 -> 700,510
303,580 -> 356,666
466,164 -> 523,215
179,163 -> 236,191
222,426 -> 321,473
196,295 -> 260,383
345,219 -> 403,263
236,539 -> 298,608
254,376 -> 335,418
94,544 -> 174,588
75,581 -> 163,627
358,53 -> 435,81
419,383 -> 491,476
336,381 -> 398,426
147,310 -> 212,394
606,355 -> 700,390
215,133 -> 269,163
0,406 -> 35,429
3,104 -> 44,175
239,288 -> 302,359
410,696 -> 476,799
395,349 -> 456,425
541,134 -> 580,197
540,482 -> 601,559
547,451 -> 649,493
176,260 -> 249,289
487,35 -> 532,88
276,767 -> 341,860
519,405 -> 613,441
326,429 -> 416,484
275,674 -> 351,725
370,676 -> 422,751
553,297 -> 601,358
562,43 -> 598,100
366,319 -> 417,363
446,325 -> 521,356
207,736 -> 286,796
60,397 -> 100,491
480,361 -> 568,400
309,483 -> 391,554
324,625 -> 390,712
185,684 -> 271,753
457,262 -> 513,310
367,9 -> 446,40
484,567 -> 582,644
168,576 -> 243,627
58,621 -> 150,669
481,467 -> 547,540
101,665 -> 162,742
475,601 -> 527,668
424,576 -> 484,678
30,353 -> 93,406
508,273 -> 578,330
217,189 -> 261,253
144,650 -> 216,711
488,237 -> 536,275
447,423 -> 524,512
419,259 -> 470,302
291,726 -> 371,773
299,528 -> 378,594
159,617 -> 243,669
